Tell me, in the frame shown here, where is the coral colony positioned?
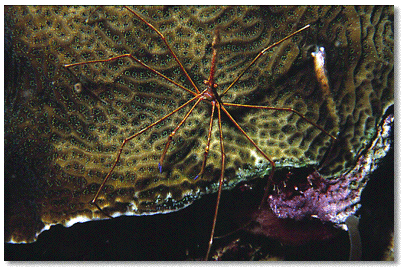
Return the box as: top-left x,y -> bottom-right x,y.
5,5 -> 393,259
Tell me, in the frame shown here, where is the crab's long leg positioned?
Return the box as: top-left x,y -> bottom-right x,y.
91,94 -> 202,211
194,102 -> 216,180
205,102 -> 226,261
64,54 -> 197,96
220,105 -> 276,208
158,95 -> 205,172
222,103 -> 337,140
221,24 -> 310,96
221,102 -> 337,208
124,5 -> 200,94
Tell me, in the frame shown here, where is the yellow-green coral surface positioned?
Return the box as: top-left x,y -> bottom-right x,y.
5,6 -> 393,243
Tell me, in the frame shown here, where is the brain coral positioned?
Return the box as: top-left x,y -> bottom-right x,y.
5,5 -> 393,244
